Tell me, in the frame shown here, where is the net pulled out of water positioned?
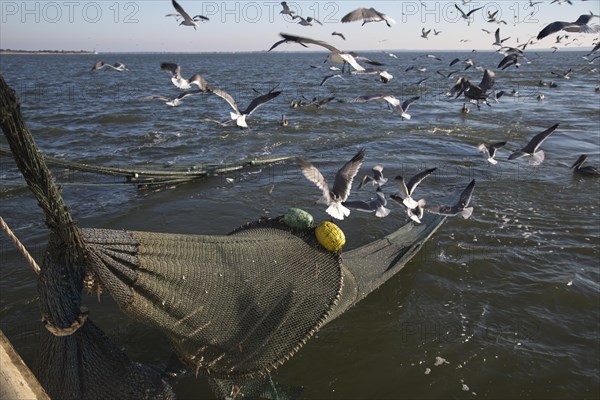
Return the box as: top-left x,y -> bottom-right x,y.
82,218 -> 343,379
1,72 -> 445,399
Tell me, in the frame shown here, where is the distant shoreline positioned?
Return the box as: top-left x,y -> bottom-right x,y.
0,50 -> 96,55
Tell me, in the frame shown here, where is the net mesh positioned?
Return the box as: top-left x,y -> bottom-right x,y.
82,217 -> 343,379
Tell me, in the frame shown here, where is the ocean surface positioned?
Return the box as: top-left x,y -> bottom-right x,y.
0,50 -> 599,399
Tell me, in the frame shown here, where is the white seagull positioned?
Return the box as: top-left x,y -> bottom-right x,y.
359,165 -> 388,189
91,61 -> 128,72
341,7 -> 395,27
209,88 -> 282,128
342,187 -> 391,218
300,148 -> 366,220
160,63 -> 208,90
508,123 -> 559,165
170,0 -> 209,30
427,180 -> 476,219
394,96 -> 419,120
269,33 -> 393,83
478,141 -> 507,164
279,1 -> 295,17
142,90 -> 204,107
392,167 -> 437,209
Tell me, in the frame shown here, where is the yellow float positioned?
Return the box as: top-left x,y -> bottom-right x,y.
315,221 -> 346,252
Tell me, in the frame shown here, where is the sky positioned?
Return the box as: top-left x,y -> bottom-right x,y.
1,0 -> 599,52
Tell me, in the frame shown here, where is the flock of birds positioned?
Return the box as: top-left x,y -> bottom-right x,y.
89,0 -> 600,224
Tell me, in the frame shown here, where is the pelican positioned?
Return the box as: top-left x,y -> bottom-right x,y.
209,88 -> 282,128
570,155 -> 600,176
170,0 -> 209,30
508,123 -> 559,165
299,148 -> 365,220
160,63 -> 208,90
341,7 -> 395,27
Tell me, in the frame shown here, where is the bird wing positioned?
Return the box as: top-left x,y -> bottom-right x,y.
160,62 -> 181,77
401,96 -> 419,111
341,8 -> 370,23
393,176 -> 410,200
171,0 -> 193,22
478,69 -> 496,92
277,33 -> 340,53
359,175 -> 373,189
455,4 -> 467,18
241,90 -> 282,116
522,123 -> 559,154
406,167 -> 437,195
208,87 -> 240,113
331,148 -> 365,202
299,158 -> 330,203
458,179 -> 475,208
466,6 -> 484,17
537,21 -> 569,40
320,73 -> 344,86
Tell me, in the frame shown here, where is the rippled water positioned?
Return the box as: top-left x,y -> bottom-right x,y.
1,51 -> 599,399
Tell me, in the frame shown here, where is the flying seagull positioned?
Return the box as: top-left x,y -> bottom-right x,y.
348,95 -> 400,109
141,90 -> 204,107
551,68 -> 572,79
390,195 -> 426,223
342,187 -> 391,218
392,167 -> 436,209
332,31 -> 346,40
160,63 -> 208,90
209,88 -> 282,128
299,148 -> 366,220
421,28 -> 432,39
508,123 -> 559,165
92,61 -> 128,72
269,33 -> 393,82
394,96 -> 419,120
170,0 -> 209,30
426,179 -> 476,219
359,165 -> 388,189
279,1 -> 295,16
537,14 -> 600,40
341,7 -> 395,27
293,15 -> 322,26
478,141 -> 507,164
570,155 -> 600,176
493,28 -> 511,46
454,4 -> 484,23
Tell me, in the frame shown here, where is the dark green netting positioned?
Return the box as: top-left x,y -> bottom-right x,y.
1,72 -> 445,399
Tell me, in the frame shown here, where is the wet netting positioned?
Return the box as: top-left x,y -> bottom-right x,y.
1,73 -> 444,399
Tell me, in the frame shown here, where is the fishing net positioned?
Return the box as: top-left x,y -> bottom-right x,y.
1,72 -> 445,399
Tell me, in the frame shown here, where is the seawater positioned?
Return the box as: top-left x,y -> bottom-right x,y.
0,51 -> 599,399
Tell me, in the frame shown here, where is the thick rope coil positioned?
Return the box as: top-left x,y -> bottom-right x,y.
0,215 -> 41,274
42,307 -> 89,337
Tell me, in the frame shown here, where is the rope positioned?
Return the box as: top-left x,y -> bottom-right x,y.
42,307 -> 89,336
0,215 -> 41,274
